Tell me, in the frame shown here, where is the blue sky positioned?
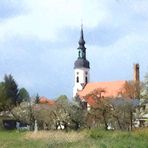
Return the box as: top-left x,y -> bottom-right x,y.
0,0 -> 148,99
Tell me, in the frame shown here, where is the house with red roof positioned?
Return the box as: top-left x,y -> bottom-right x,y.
39,96 -> 55,106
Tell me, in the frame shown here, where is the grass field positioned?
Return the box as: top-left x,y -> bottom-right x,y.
0,128 -> 148,148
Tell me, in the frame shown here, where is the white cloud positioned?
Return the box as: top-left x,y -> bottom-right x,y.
0,0 -> 109,41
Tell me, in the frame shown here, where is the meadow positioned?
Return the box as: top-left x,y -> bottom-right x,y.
0,128 -> 148,148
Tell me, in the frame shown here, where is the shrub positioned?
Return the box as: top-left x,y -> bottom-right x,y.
89,128 -> 110,139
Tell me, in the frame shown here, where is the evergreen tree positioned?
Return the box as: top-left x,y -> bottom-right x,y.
0,82 -> 7,111
4,74 -> 19,106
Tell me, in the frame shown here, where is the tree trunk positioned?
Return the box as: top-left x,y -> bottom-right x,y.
102,111 -> 108,130
114,116 -> 122,130
130,110 -> 133,131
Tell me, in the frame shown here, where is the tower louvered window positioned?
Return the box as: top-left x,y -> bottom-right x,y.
76,76 -> 79,83
85,76 -> 88,83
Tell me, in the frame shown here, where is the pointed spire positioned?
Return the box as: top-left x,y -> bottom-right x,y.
74,23 -> 90,69
78,24 -> 86,49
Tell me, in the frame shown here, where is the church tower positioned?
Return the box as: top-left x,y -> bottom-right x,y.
73,25 -> 90,97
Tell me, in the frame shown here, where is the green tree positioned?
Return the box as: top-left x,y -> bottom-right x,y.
56,95 -> 68,104
4,74 -> 19,106
0,82 -> 7,111
69,103 -> 87,130
0,75 -> 19,110
18,88 -> 30,102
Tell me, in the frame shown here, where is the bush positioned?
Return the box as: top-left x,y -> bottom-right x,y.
89,128 -> 110,139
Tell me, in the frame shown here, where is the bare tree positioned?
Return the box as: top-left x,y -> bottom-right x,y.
122,81 -> 141,99
84,88 -> 111,130
110,98 -> 139,131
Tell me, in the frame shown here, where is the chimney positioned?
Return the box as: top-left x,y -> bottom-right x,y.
133,64 -> 140,82
133,63 -> 140,99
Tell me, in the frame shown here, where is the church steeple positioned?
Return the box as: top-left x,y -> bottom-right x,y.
78,24 -> 86,50
74,25 -> 89,69
73,25 -> 90,97
77,25 -> 86,60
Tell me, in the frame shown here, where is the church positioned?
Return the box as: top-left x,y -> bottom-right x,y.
73,26 -> 140,109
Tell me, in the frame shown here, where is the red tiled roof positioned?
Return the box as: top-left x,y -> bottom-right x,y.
39,96 -> 55,106
78,80 -> 127,105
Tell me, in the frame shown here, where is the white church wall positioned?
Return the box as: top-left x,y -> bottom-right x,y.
73,68 -> 90,97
